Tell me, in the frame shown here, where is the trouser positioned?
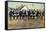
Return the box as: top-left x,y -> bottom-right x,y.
20,15 -> 22,19
22,14 -> 26,19
28,15 -> 30,19
32,14 -> 35,18
13,16 -> 15,20
17,15 -> 19,19
9,16 -> 12,20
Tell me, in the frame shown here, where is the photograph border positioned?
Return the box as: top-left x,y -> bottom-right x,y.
5,1 -> 45,30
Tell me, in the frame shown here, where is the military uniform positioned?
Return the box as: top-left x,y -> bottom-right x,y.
9,11 -> 14,20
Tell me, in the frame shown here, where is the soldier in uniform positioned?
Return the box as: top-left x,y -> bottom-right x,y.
16,12 -> 19,19
32,9 -> 35,19
36,9 -> 40,19
32,10 -> 34,19
28,10 -> 30,19
29,9 -> 32,18
9,10 -> 14,20
19,11 -> 22,19
42,10 -> 45,19
42,11 -> 45,16
12,10 -> 15,20
24,10 -> 26,18
22,10 -> 26,19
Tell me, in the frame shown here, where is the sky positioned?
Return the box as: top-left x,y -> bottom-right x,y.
8,2 -> 44,10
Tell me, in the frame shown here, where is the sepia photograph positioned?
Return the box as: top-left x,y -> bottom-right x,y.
5,1 -> 45,29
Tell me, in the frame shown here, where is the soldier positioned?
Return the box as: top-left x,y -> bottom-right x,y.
9,10 -> 14,20
16,12 -> 19,19
19,11 -> 22,19
28,10 -> 31,19
12,11 -> 15,20
36,9 -> 40,19
23,10 -> 26,17
42,11 -> 45,16
22,10 -> 24,19
32,10 -> 35,19
42,10 -> 45,19
22,10 -> 26,19
29,9 -> 32,17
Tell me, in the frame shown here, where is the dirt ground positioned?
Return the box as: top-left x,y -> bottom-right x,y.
8,16 -> 45,29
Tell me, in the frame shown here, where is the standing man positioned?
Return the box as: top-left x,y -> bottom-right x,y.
36,9 -> 40,19
23,10 -> 26,19
9,10 -> 14,20
42,11 -> 45,16
32,9 -> 35,19
16,12 -> 19,19
28,10 -> 30,19
22,10 -> 26,19
13,11 -> 15,20
19,11 -> 22,19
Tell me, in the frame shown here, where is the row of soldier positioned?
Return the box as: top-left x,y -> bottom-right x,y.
9,9 -> 45,20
